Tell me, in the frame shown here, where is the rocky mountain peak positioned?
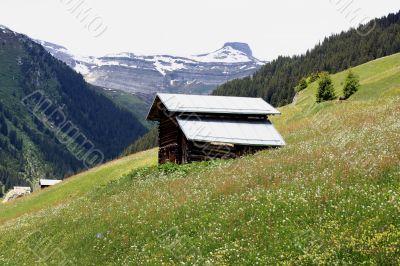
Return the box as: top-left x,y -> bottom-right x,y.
222,42 -> 253,57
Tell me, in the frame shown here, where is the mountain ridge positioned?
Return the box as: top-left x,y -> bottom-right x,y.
38,41 -> 265,95
222,42 -> 253,56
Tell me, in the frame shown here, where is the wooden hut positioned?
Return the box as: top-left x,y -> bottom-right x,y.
147,93 -> 285,164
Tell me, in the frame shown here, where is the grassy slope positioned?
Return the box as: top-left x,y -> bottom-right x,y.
0,149 -> 157,223
0,54 -> 399,265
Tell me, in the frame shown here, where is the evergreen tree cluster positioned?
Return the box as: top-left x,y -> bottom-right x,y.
314,70 -> 361,103
20,40 -> 147,158
122,127 -> 158,156
212,11 -> 400,106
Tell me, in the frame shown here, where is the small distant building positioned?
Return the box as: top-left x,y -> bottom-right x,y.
147,93 -> 285,164
2,187 -> 31,203
13,186 -> 31,193
39,179 -> 62,189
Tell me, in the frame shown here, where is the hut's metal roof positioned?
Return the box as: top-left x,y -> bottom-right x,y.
177,117 -> 286,146
147,93 -> 280,120
39,179 -> 62,186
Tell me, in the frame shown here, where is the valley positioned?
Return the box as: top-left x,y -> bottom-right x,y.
0,26 -> 146,195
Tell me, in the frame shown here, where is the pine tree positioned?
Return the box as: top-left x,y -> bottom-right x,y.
9,130 -> 17,146
316,73 -> 336,103
342,70 -> 360,99
0,115 -> 8,136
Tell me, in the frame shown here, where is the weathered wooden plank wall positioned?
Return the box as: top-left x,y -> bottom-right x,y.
157,110 -> 273,164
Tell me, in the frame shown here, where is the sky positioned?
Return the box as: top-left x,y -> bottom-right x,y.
0,0 -> 398,60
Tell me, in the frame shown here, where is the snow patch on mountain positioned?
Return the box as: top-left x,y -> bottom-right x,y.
74,63 -> 90,75
104,52 -> 135,58
188,46 -> 252,63
36,40 -> 72,56
150,56 -> 187,76
0,25 -> 8,33
38,40 -> 266,95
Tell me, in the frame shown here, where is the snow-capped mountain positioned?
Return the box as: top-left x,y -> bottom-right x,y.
38,41 -> 265,95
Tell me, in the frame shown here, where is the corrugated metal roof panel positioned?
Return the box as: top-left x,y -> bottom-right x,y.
156,93 -> 280,115
177,117 -> 286,146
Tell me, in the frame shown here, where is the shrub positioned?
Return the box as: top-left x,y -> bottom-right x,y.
342,70 -> 360,99
316,73 -> 337,103
308,72 -> 320,83
295,78 -> 308,92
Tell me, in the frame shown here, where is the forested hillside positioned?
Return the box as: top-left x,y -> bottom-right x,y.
122,127 -> 158,156
213,11 -> 400,106
0,26 -> 146,196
